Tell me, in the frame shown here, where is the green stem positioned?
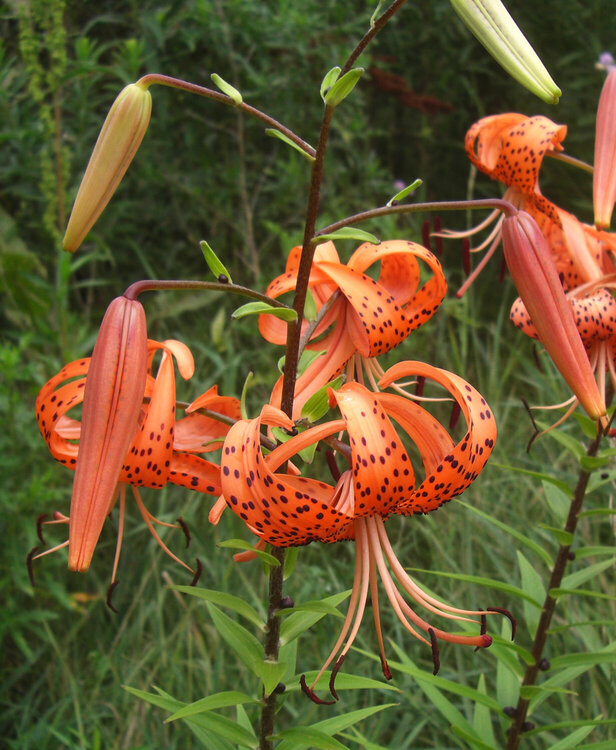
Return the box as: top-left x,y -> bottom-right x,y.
123,278 -> 289,308
505,423 -> 605,749
137,73 -> 316,159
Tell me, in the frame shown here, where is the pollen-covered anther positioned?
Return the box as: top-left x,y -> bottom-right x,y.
299,674 -> 336,705
106,580 -> 120,613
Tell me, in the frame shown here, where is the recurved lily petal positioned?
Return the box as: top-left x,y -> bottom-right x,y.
502,211 -> 606,419
63,82 -> 152,252
379,361 -> 496,513
69,296 -> 148,572
594,68 -> 616,229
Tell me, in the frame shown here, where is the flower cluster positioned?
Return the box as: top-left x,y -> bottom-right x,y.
458,64 -> 616,424
33,233 -> 512,692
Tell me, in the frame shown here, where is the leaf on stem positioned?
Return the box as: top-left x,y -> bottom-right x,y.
265,128 -> 316,162
232,301 -> 297,321
386,179 -> 423,206
211,73 -> 242,104
200,240 -> 232,283
323,68 -> 364,107
313,227 -> 379,245
320,66 -> 342,100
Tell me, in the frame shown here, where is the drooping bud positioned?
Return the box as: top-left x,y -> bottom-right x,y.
502,211 -> 606,420
593,67 -> 616,229
450,0 -> 561,104
63,82 -> 152,252
68,296 -> 148,571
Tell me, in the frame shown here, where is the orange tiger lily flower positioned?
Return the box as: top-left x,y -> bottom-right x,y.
258,240 -> 447,418
34,312 -> 235,587
453,113 -> 616,293
218,365 -> 512,700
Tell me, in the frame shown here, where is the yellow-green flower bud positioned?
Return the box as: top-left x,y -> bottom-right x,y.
450,0 -> 561,105
63,82 -> 152,252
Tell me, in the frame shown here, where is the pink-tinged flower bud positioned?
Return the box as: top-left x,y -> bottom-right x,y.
593,68 -> 616,229
63,82 -> 152,253
502,211 -> 606,420
68,296 -> 147,571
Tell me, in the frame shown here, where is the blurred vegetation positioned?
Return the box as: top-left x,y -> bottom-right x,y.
1,0 -> 616,747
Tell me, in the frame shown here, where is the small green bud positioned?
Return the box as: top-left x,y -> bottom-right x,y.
450,0 -> 561,104
63,82 -> 152,252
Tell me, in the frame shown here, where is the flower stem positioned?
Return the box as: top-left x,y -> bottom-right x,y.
123,278 -> 289,308
505,422 -> 605,749
137,73 -> 316,159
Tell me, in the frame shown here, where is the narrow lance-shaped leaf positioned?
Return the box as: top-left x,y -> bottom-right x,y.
200,240 -> 232,283
211,73 -> 242,104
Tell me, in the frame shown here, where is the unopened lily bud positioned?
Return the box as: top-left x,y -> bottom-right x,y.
502,211 -> 606,420
450,0 -> 561,104
593,67 -> 616,229
63,82 -> 152,253
69,296 -> 148,571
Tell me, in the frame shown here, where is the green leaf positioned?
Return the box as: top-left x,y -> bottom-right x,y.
579,507 -> 616,518
562,559 -> 616,591
580,454 -> 612,471
384,643 -> 504,716
217,539 -> 280,568
286,669 -> 399,695
314,227 -> 379,245
232,300 -> 297,321
549,651 -> 616,670
283,546 -> 299,580
473,674 -> 496,747
170,586 -> 265,629
450,725 -> 496,750
320,66 -> 341,100
304,288 -> 318,321
537,524 -> 573,546
206,604 -> 265,677
276,705 -> 397,750
386,178 -> 423,206
408,568 -> 543,608
272,728 -> 347,750
211,73 -> 242,104
549,588 -> 616,602
542,481 -> 571,526
540,425 -> 586,459
165,691 -> 258,722
525,718 -> 616,736
240,371 -> 253,420
270,426 -> 318,464
324,67 -> 364,106
301,377 -> 343,423
540,724 -> 598,749
265,128 -> 315,162
200,240 -> 232,282
490,462 -> 572,495
278,600 -> 345,618
279,591 -> 350,645
460,500 -> 552,566
574,546 -> 616,560
256,660 -> 288,697
278,349 -> 325,376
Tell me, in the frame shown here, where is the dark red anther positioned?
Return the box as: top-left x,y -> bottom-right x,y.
190,558 -> 203,586
326,450 -> 341,482
487,606 -> 517,640
36,514 -> 49,544
176,516 -> 191,548
106,580 -> 120,613
26,547 -> 39,586
449,402 -> 461,430
532,344 -> 545,373
415,375 -> 425,397
462,238 -> 471,277
380,654 -> 393,680
300,674 -> 336,705
433,216 -> 443,255
521,397 -> 540,453
498,254 -> 507,283
428,628 -> 440,675
329,654 -> 345,700
421,220 -> 432,252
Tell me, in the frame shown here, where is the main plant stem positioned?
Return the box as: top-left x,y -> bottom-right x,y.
257,4 -> 409,746
505,424 -> 605,749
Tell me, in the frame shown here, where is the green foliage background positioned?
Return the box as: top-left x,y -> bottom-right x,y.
1,1 -> 616,747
